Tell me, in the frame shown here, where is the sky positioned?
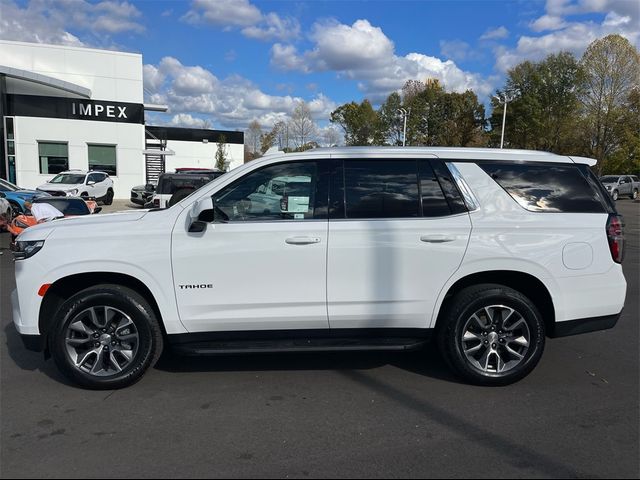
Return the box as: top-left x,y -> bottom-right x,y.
1,0 -> 639,134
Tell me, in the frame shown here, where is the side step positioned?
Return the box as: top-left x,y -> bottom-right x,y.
171,337 -> 429,356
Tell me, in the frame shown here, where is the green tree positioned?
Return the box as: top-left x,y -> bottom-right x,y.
579,34 -> 640,173
215,134 -> 227,171
330,99 -> 382,146
489,52 -> 583,152
378,92 -> 404,145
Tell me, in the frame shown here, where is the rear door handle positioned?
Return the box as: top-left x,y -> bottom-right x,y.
285,236 -> 321,245
420,235 -> 455,243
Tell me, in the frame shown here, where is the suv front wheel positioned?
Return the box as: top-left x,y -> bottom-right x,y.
49,285 -> 163,389
438,284 -> 545,386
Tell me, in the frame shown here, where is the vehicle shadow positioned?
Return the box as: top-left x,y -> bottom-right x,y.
155,343 -> 462,384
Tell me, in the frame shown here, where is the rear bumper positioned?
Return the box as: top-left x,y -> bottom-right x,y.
549,312 -> 621,338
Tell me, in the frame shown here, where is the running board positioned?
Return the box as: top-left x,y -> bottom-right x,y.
171,337 -> 428,356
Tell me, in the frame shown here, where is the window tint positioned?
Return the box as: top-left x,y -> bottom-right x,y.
430,160 -> 467,214
214,161 -> 319,222
38,142 -> 68,174
158,174 -> 216,195
344,160 -> 419,219
480,162 -> 606,213
418,161 -> 451,217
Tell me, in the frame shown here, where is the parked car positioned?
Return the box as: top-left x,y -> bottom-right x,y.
11,147 -> 626,389
0,191 -> 12,230
600,175 -> 639,201
7,196 -> 100,239
36,170 -> 114,205
0,178 -> 49,215
130,183 -> 155,206
149,169 -> 225,209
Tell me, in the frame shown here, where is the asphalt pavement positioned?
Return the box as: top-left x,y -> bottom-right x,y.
1,200 -> 638,478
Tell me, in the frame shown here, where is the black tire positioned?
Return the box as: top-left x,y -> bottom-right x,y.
631,189 -> 638,200
612,189 -> 619,201
49,285 -> 163,389
437,284 -> 545,386
103,189 -> 114,205
168,188 -> 195,207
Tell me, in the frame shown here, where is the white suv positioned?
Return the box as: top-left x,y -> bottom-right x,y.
37,170 -> 114,205
12,148 -> 627,389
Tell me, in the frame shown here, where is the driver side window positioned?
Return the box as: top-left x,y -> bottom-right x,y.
214,161 -> 319,222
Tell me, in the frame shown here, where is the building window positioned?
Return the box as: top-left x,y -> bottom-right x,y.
88,144 -> 117,176
38,142 -> 69,174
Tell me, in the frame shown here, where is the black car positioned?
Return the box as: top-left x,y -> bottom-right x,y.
149,169 -> 226,208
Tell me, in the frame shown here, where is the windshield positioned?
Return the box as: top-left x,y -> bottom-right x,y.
600,176 -> 619,183
0,179 -> 18,192
34,198 -> 90,215
50,174 -> 85,184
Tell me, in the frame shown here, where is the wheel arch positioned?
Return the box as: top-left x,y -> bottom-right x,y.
39,272 -> 168,342
433,270 -> 556,336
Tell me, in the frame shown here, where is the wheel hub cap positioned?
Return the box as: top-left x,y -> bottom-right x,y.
99,333 -> 112,346
460,305 -> 531,375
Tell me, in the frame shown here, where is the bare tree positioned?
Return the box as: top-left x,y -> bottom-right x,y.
322,126 -> 342,147
199,118 -> 212,129
289,101 -> 317,149
246,119 -> 262,155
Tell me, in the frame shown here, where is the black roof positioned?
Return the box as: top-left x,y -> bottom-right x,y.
146,126 -> 243,145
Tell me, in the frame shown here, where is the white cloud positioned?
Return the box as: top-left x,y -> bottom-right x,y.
0,0 -> 145,46
495,0 -> 640,72
440,40 -> 471,62
182,0 -> 261,27
169,113 -> 210,128
271,19 -> 494,103
480,26 -> 510,40
144,57 -> 337,129
183,0 -> 299,42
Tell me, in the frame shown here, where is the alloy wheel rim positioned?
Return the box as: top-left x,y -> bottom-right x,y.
460,305 -> 531,375
64,306 -> 139,377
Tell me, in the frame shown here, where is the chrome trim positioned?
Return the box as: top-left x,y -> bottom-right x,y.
446,162 -> 480,212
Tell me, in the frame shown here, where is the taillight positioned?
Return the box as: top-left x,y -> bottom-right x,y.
153,199 -> 160,208
606,214 -> 624,263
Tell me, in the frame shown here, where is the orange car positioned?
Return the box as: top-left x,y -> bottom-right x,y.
8,197 -> 100,238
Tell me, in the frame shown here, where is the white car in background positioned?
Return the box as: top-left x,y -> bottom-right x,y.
37,171 -> 114,205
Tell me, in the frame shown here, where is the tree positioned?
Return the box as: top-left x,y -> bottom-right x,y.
330,100 -> 382,146
580,34 -> 640,173
489,52 -> 583,152
260,125 -> 278,154
322,126 -> 342,147
290,101 -> 317,148
378,92 -> 404,145
273,120 -> 290,150
215,134 -> 227,171
246,120 -> 262,156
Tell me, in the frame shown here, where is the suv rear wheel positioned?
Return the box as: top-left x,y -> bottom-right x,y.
631,188 -> 638,200
438,284 -> 545,386
49,285 -> 163,389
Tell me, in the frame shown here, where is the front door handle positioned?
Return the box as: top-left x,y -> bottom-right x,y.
420,234 -> 455,243
285,236 -> 321,245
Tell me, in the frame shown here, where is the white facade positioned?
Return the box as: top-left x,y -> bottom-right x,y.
1,40 -> 243,198
165,139 -> 244,172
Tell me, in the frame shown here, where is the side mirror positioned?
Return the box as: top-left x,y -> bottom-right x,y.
87,180 -> 96,186
188,197 -> 213,233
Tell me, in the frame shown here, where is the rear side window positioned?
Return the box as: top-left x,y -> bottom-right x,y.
479,162 -> 607,213
418,161 -> 451,217
344,160 -> 419,218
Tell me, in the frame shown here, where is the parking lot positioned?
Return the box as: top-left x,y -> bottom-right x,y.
1,200 -> 638,478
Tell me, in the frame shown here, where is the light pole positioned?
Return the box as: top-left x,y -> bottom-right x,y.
493,92 -> 517,149
397,108 -> 410,146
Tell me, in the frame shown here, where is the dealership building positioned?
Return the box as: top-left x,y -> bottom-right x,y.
0,40 -> 244,198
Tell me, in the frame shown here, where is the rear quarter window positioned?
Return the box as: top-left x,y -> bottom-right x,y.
479,162 -> 607,213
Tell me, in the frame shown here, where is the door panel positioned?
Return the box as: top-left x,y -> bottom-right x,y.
327,215 -> 471,328
172,220 -> 329,332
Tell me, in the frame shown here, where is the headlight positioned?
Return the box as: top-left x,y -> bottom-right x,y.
11,240 -> 45,260
67,189 -> 78,196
